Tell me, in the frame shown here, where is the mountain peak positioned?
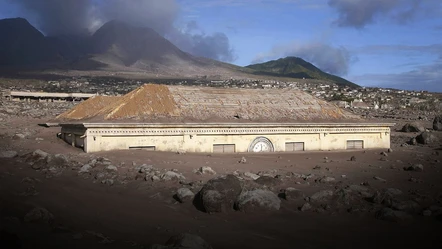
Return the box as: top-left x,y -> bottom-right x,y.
246,57 -> 359,88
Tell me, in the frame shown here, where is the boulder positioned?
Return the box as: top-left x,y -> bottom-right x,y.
161,171 -> 185,181
46,154 -> 69,168
254,176 -> 282,187
316,176 -> 336,183
309,190 -> 334,203
416,131 -> 438,145
404,164 -> 424,172
176,188 -> 195,203
433,115 -> 442,131
401,122 -> 425,133
150,233 -> 213,249
283,187 -> 304,201
0,151 -> 18,158
199,166 -> 216,175
391,200 -> 420,213
24,207 -> 54,224
79,164 -> 92,174
244,172 -> 260,180
199,175 -> 242,213
235,189 -> 281,212
375,208 -> 412,222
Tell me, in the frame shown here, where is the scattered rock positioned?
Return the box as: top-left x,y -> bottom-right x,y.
300,203 -> 312,211
150,233 -> 213,249
433,115 -> 442,131
199,175 -> 242,213
0,151 -> 18,158
375,208 -> 412,222
350,156 -> 356,161
313,165 -> 322,170
235,189 -> 281,212
200,166 -> 216,175
401,122 -> 425,133
244,172 -> 260,180
161,171 -> 185,181
239,157 -> 247,164
254,176 -> 282,187
404,164 -> 424,172
46,154 -> 69,168
316,176 -> 335,183
176,188 -> 195,203
380,152 -> 388,157
79,164 -> 92,174
283,187 -> 304,201
387,148 -> 393,153
391,200 -> 420,213
24,207 -> 54,224
309,190 -> 334,203
373,176 -> 387,182
101,179 -> 114,186
408,137 -> 417,145
105,165 -> 118,172
13,134 -> 26,139
150,176 -> 160,182
138,164 -> 153,173
423,210 -> 432,216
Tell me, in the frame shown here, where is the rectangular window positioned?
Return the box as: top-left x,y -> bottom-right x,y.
346,140 -> 364,150
129,146 -> 156,151
213,144 -> 236,153
285,142 -> 305,151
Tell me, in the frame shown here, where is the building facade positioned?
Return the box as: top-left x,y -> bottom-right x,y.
55,84 -> 394,153
60,122 -> 393,153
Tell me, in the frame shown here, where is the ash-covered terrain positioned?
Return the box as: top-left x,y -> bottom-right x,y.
1,93 -> 442,249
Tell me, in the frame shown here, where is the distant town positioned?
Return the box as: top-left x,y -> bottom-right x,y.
1,77 -> 441,118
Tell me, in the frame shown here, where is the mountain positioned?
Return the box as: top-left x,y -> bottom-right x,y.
0,18 -> 358,87
246,57 -> 359,88
0,18 -> 60,66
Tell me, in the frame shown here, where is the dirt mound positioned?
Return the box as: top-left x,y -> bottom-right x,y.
56,96 -> 120,120
95,84 -> 180,120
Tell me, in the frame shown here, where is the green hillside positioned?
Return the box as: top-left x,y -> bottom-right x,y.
246,57 -> 359,88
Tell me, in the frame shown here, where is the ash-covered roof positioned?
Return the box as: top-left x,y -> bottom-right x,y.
55,83 -> 361,123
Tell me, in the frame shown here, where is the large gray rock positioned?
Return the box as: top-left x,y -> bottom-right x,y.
0,151 -> 18,158
235,189 -> 281,212
150,233 -> 212,249
433,115 -> 442,131
401,122 -> 425,133
416,131 -> 438,145
375,208 -> 412,222
199,175 -> 242,213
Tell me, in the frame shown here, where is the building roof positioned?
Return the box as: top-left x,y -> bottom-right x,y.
55,83 -> 361,123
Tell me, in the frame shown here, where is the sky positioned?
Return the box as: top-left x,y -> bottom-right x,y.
0,0 -> 441,92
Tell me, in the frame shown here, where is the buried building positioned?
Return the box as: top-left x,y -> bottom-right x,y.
53,84 -> 393,153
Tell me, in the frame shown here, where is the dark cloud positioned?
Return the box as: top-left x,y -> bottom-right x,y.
3,0 -> 235,62
253,42 -> 355,76
168,28 -> 236,62
7,0 -> 94,35
327,0 -> 440,28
